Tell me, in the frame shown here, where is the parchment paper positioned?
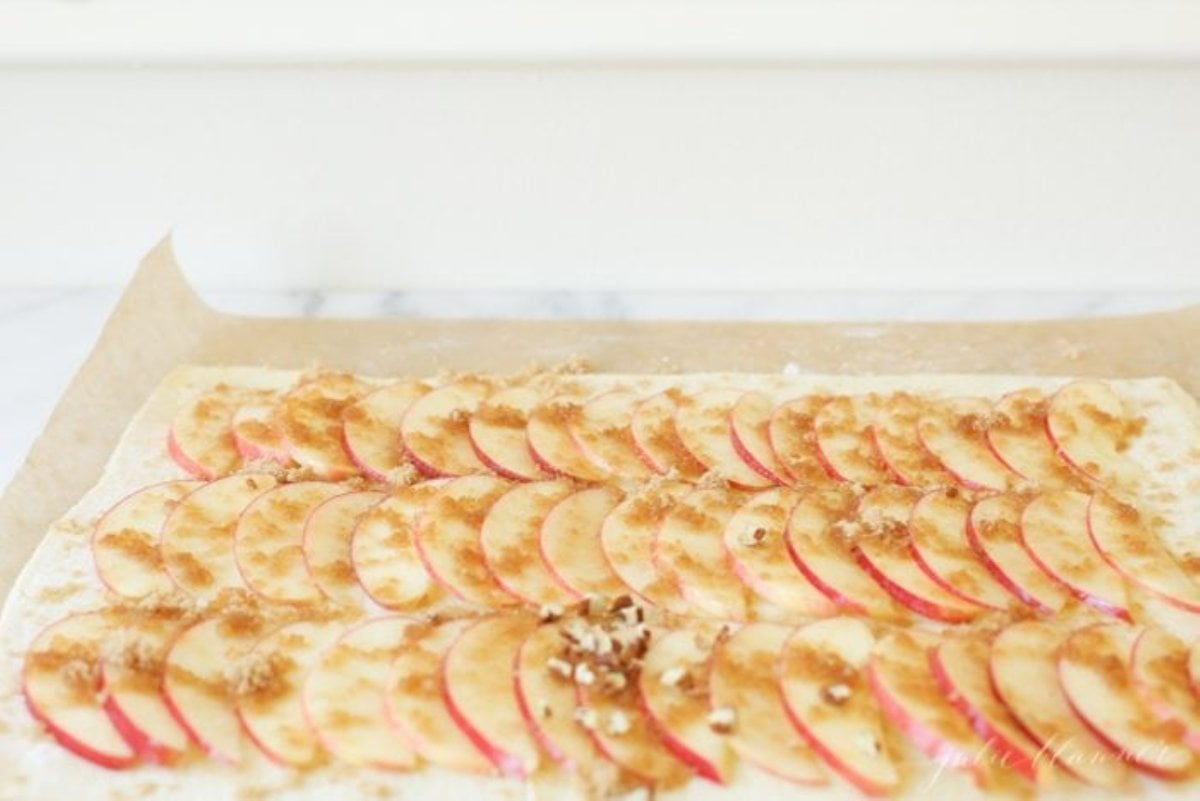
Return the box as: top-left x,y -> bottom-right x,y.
1,235 -> 1196,600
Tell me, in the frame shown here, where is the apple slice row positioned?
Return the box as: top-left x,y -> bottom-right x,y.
172,374 -> 1144,494
28,599 -> 1200,793
93,468 -> 1195,628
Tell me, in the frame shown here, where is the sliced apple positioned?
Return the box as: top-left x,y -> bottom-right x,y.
413,475 -> 515,606
917,397 -> 1016,492
479,480 -> 577,605
23,612 -> 138,770
908,488 -> 1015,610
674,388 -> 774,489
302,616 -> 418,769
443,615 -> 542,777
400,377 -> 494,477
852,486 -> 984,623
570,390 -> 653,479
1020,491 -> 1130,620
639,626 -> 735,783
579,670 -> 689,785
812,395 -> 889,486
99,612 -> 190,764
233,481 -> 348,603
783,488 -> 907,621
541,486 -> 627,599
630,390 -> 706,479
167,385 -> 250,479
341,380 -> 430,482
1088,493 -> 1200,612
986,389 -> 1079,487
526,395 -> 608,481
468,386 -> 551,481
163,613 -> 270,764
779,617 -> 899,796
930,636 -> 1050,783
709,623 -> 826,785
1192,640 -> 1200,696
1129,583 -> 1200,643
989,620 -> 1131,788
350,481 -> 443,610
1059,623 -> 1193,777
768,395 -> 835,485
160,472 -> 279,600
236,620 -> 343,767
231,399 -> 290,465
965,493 -> 1070,614
868,392 -> 948,486
598,481 -> 692,611
729,391 -> 792,485
513,622 -> 597,771
655,488 -> 753,619
301,490 -> 385,606
1129,627 -> 1200,751
277,371 -> 370,480
868,630 -> 981,774
92,480 -> 202,599
384,619 -> 492,773
723,488 -> 835,617
1046,380 -> 1141,486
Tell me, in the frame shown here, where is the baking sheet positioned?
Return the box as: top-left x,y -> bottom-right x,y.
1,235 -> 1197,600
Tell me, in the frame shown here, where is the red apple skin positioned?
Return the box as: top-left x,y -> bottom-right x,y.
866,648 -> 980,776
964,503 -> 1061,615
232,409 -> 290,464
1130,629 -> 1200,753
1058,626 -> 1192,780
783,538 -> 876,617
167,429 -> 216,480
470,437 -> 532,482
636,688 -> 727,784
440,620 -> 538,778
728,392 -> 791,485
729,427 -> 786,485
23,693 -> 139,770
21,614 -> 139,771
160,677 -> 239,765
100,692 -> 180,765
100,617 -> 191,764
1059,691 -> 1185,781
22,687 -> 139,771
442,685 -> 528,778
234,707 -> 293,767
851,549 -> 978,624
779,701 -> 894,797
928,644 -> 1042,783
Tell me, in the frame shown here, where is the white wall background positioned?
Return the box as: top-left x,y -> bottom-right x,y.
2,63 -> 1198,292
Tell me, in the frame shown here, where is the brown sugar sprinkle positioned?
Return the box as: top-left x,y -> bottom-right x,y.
473,402 -> 527,429
35,583 -> 85,603
384,463 -> 421,487
170,551 -> 215,588
993,395 -> 1048,432
622,486 -> 679,528
98,528 -> 165,570
228,649 -> 295,701
27,640 -> 101,700
436,493 -> 495,530
544,400 -> 584,427
956,412 -> 998,436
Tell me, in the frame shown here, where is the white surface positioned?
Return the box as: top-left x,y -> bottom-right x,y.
1,288 -> 1197,496
4,1 -> 1200,62
2,65 -> 1199,292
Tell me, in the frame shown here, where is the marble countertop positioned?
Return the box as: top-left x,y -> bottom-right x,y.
2,288 -> 1197,494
